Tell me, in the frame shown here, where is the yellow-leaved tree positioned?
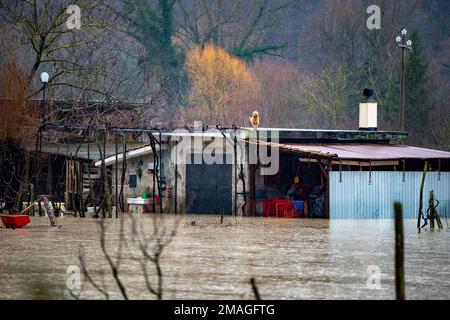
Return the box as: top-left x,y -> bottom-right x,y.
185,44 -> 259,125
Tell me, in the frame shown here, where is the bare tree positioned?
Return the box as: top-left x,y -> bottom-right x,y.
75,214 -> 179,300
0,61 -> 39,211
299,65 -> 358,129
175,0 -> 301,62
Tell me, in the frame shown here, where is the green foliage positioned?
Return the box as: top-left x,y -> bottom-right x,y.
123,0 -> 179,70
231,44 -> 286,64
122,0 -> 185,101
120,0 -> 290,104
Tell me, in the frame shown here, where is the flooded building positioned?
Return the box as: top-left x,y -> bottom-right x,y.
84,124 -> 450,219
250,131 -> 450,219
34,96 -> 450,219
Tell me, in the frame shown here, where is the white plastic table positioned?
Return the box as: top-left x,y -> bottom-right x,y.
127,197 -> 151,215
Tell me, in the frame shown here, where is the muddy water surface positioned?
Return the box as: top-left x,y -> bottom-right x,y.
0,215 -> 449,299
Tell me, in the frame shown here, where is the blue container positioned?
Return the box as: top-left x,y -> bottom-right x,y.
291,200 -> 304,215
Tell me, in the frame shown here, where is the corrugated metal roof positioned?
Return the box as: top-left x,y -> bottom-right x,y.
275,143 -> 450,160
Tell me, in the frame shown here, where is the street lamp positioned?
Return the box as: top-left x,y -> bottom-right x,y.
35,72 -> 50,207
396,28 -> 412,132
40,72 -> 49,99
39,72 -> 49,123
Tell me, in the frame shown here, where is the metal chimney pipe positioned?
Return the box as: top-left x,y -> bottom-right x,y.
359,88 -> 377,131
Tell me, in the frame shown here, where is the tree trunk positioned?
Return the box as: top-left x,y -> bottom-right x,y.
15,151 -> 30,212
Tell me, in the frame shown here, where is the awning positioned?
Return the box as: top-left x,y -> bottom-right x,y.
266,143 -> 450,160
94,144 -> 167,167
35,142 -> 148,160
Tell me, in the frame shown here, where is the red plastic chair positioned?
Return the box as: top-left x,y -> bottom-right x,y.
263,199 -> 273,217
274,200 -> 294,218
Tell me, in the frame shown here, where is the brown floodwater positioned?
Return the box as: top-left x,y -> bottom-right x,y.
0,214 -> 449,300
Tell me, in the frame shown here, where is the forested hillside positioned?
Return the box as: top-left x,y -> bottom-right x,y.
1,0 -> 449,149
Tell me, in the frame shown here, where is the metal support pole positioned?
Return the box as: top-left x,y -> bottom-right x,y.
174,141 -> 178,214
42,83 -> 47,124
121,140 -> 127,213
249,163 -> 256,217
103,128 -> 108,218
396,29 -> 412,132
115,136 -> 119,218
152,148 -> 156,213
234,135 -> 237,216
326,161 -> 331,219
159,131 -> 163,214
400,42 -> 406,132
438,159 -> 441,181
402,159 -> 406,182
149,135 -> 156,213
34,127 -> 41,199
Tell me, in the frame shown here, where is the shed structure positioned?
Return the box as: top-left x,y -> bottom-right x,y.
252,141 -> 450,219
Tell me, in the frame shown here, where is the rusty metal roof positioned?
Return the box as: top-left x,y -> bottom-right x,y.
274,143 -> 450,160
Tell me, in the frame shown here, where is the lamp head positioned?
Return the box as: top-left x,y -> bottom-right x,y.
40,72 -> 49,84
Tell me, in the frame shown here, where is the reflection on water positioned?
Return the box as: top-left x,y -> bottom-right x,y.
0,215 -> 449,299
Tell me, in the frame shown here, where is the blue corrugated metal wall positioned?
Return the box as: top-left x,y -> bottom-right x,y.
329,172 -> 450,219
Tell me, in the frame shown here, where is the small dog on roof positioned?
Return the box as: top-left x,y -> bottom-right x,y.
249,111 -> 259,130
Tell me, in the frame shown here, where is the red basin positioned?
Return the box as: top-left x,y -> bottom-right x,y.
1,214 -> 31,229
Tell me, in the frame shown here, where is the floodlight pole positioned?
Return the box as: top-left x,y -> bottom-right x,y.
396,29 -> 412,132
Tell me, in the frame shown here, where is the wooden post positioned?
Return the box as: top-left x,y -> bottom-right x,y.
250,278 -> 261,300
428,190 -> 443,230
394,202 -> 405,300
417,161 -> 428,233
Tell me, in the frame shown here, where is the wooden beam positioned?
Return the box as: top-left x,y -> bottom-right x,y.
331,160 -> 399,167
299,158 -> 399,167
299,158 -> 319,163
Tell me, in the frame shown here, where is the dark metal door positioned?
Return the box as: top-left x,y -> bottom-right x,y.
185,154 -> 232,215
